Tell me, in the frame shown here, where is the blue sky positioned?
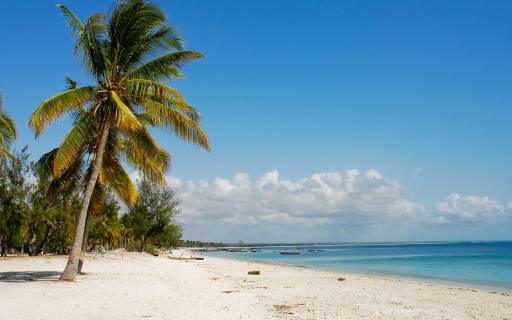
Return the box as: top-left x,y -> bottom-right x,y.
1,1 -> 511,241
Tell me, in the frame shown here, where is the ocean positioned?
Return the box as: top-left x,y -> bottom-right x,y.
207,241 -> 512,290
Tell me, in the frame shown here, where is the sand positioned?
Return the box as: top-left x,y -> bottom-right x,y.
0,250 -> 511,320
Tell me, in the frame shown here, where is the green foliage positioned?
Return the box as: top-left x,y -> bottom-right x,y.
26,165 -> 81,255
143,244 -> 157,256
126,242 -> 157,255
0,147 -> 81,256
0,148 -> 31,255
88,193 -> 128,249
122,177 -> 182,251
124,241 -> 140,252
0,147 -> 183,255
0,93 -> 17,161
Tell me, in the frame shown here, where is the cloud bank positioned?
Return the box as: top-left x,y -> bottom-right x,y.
162,169 -> 511,242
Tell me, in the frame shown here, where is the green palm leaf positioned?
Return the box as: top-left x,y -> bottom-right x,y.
104,160 -> 138,205
53,113 -> 95,177
0,94 -> 17,160
125,25 -> 183,69
127,51 -> 204,80
121,127 -> 169,183
141,99 -> 209,149
57,4 -> 85,35
29,86 -> 96,136
110,91 -> 142,131
124,79 -> 186,106
58,4 -> 107,80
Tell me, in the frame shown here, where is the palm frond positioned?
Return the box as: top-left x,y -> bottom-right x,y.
121,126 -> 169,183
124,78 -> 186,106
57,4 -> 85,36
53,112 -> 95,177
65,77 -> 78,90
29,86 -> 96,137
110,91 -> 142,131
0,94 -> 16,153
141,99 -> 209,150
35,148 -> 59,182
127,51 -> 203,81
0,148 -> 16,162
89,182 -> 106,216
36,148 -> 85,201
126,25 -> 183,68
104,160 -> 138,206
108,0 -> 172,70
58,4 -> 107,80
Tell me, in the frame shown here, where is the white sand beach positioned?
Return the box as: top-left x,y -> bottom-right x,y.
1,250 -> 511,320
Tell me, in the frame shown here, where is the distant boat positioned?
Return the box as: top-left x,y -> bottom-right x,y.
279,251 -> 301,255
307,249 -> 325,252
222,248 -> 248,253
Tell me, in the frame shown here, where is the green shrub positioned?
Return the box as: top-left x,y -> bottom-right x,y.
125,241 -> 140,252
144,244 -> 158,256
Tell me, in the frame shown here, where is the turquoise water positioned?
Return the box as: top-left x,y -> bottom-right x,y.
207,241 -> 512,289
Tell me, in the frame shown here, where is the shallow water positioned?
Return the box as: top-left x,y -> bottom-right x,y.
207,241 -> 512,289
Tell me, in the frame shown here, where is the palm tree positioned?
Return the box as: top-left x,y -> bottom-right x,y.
37,101 -> 152,273
29,0 -> 209,281
0,94 -> 16,161
36,79 -> 138,260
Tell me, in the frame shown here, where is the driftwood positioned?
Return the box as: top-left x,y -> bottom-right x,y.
248,270 -> 261,275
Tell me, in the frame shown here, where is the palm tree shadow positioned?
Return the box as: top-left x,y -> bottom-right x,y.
0,271 -> 60,282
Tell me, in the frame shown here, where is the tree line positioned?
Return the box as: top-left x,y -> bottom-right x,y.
0,148 -> 183,257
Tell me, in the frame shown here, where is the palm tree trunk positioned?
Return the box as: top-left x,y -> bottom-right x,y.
60,122 -> 111,281
77,207 -> 93,274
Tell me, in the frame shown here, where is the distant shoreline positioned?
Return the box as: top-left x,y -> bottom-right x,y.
205,239 -> 512,248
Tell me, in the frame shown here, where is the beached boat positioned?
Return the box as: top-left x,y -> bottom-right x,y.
279,251 -> 301,255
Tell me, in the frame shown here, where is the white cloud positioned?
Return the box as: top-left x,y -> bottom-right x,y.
162,168 -> 512,242
435,193 -> 506,220
120,168 -> 512,242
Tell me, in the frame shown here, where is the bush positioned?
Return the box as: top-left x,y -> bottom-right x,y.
125,241 -> 140,252
144,244 -> 158,256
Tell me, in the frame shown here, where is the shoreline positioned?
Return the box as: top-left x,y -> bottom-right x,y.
1,250 -> 511,319
203,252 -> 512,295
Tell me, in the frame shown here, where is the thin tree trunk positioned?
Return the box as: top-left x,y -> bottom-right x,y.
77,207 -> 93,274
60,122 -> 111,281
140,237 -> 146,252
27,227 -> 37,256
36,222 -> 53,255
20,230 -> 25,254
0,239 -> 6,257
